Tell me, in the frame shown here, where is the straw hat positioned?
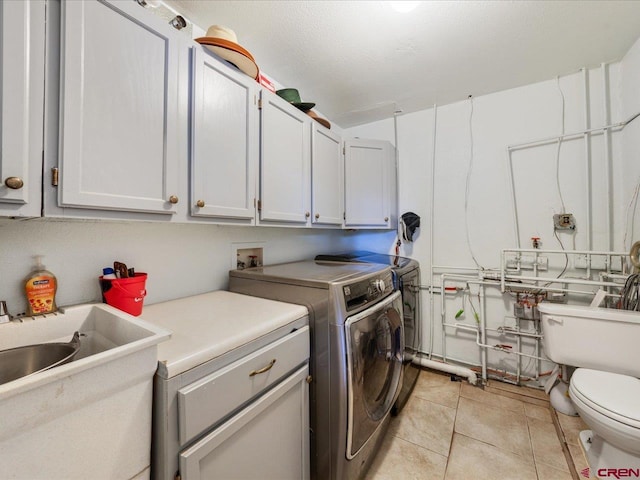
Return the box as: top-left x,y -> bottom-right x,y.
195,25 -> 259,80
307,110 -> 331,129
276,88 -> 315,112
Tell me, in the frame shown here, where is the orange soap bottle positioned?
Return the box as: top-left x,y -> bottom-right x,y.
25,255 -> 58,316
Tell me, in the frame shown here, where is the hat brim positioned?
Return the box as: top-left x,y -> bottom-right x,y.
313,117 -> 331,129
195,37 -> 259,80
306,110 -> 331,129
292,102 -> 315,112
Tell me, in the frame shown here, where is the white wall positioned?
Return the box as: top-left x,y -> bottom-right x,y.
349,58 -> 636,379
0,219 -> 394,317
621,36 -> 640,251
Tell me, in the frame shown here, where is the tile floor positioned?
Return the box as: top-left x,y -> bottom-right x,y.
367,368 -> 590,480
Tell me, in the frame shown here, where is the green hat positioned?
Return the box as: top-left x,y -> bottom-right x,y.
276,88 -> 315,111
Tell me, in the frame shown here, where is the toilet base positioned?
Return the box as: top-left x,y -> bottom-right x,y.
579,430 -> 640,479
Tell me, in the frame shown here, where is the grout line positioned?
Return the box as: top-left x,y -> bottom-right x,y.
550,406 -> 580,480
442,388 -> 462,480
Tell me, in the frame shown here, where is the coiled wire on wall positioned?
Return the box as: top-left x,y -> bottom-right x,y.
620,274 -> 640,311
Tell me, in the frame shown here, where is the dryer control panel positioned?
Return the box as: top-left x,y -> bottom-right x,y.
343,270 -> 394,312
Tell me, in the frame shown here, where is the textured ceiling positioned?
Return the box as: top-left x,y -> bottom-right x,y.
165,0 -> 640,128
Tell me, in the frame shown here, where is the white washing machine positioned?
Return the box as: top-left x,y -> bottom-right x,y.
229,260 -> 404,480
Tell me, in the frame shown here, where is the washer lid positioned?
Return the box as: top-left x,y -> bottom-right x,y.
571,368 -> 640,427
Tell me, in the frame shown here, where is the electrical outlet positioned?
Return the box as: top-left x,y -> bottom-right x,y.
553,213 -> 576,231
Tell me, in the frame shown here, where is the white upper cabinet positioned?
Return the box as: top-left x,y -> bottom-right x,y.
311,125 -> 343,226
190,47 -> 258,223
344,139 -> 396,229
258,91 -> 311,226
0,0 -> 45,217
57,0 -> 182,215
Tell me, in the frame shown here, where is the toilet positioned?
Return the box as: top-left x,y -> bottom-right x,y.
538,303 -> 640,474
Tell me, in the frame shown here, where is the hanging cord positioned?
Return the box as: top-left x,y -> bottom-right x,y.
620,274 -> 640,311
552,77 -> 569,285
553,229 -> 569,279
465,96 -> 483,270
555,76 -> 567,213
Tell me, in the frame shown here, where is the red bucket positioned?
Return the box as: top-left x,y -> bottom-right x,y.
99,273 -> 147,316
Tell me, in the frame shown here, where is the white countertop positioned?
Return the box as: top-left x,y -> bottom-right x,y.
140,291 -> 308,378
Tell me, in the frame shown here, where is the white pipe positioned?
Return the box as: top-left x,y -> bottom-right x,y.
583,67 -> 593,251
432,265 -> 487,272
442,322 -> 547,362
507,121 -> 624,151
504,274 -> 621,288
429,104 -> 438,359
440,274 -> 447,361
506,148 -> 522,249
479,283 -> 487,381
393,110 -> 400,240
602,63 -> 613,251
413,356 -> 478,385
503,247 -> 627,255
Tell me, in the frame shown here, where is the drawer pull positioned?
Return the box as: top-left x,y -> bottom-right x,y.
249,359 -> 277,377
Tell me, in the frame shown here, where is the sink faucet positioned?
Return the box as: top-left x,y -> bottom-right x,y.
0,301 -> 11,324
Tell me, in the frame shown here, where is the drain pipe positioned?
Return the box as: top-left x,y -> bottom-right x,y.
413,355 -> 478,385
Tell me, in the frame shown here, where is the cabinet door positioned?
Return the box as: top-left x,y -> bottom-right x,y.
179,365 -> 310,480
0,0 -> 45,217
190,48 -> 258,222
259,92 -> 310,225
58,0 -> 180,215
344,139 -> 393,228
311,125 -> 343,226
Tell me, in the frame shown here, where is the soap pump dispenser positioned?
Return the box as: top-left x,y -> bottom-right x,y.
24,255 -> 58,316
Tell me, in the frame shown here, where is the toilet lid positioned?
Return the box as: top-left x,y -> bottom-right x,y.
570,369 -> 640,428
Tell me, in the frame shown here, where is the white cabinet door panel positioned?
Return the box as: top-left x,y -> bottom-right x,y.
190,48 -> 257,221
311,126 -> 343,226
179,365 -> 310,480
259,92 -> 310,225
59,0 -> 180,214
344,139 -> 390,227
0,0 -> 45,217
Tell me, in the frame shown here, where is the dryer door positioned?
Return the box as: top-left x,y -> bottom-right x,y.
345,290 -> 404,459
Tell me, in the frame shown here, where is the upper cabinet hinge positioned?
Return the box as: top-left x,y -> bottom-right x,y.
258,98 -> 263,110
257,200 -> 262,211
51,167 -> 59,187
343,211 -> 346,220
343,145 -> 346,155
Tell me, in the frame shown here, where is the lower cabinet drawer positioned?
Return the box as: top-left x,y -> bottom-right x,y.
179,365 -> 310,480
178,325 -> 309,445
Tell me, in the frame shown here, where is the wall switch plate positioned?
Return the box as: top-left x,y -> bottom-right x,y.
553,213 -> 576,230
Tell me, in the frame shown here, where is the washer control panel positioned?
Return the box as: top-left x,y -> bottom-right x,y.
343,270 -> 393,312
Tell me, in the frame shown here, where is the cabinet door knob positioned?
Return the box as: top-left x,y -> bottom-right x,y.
168,195 -> 179,204
305,212 -> 310,218
315,213 -> 320,219
196,200 -> 205,208
4,177 -> 24,190
384,216 -> 389,222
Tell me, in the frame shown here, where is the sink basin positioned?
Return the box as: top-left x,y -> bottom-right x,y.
0,303 -> 171,479
0,331 -> 80,386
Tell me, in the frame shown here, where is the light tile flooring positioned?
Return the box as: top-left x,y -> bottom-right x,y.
367,368 -> 590,480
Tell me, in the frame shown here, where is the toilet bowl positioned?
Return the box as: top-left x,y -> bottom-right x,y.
538,303 -> 640,474
569,369 -> 640,472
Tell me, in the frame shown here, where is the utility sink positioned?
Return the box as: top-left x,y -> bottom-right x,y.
0,303 -> 170,480
0,331 -> 81,385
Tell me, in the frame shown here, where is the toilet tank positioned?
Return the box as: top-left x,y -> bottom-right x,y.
538,302 -> 640,378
